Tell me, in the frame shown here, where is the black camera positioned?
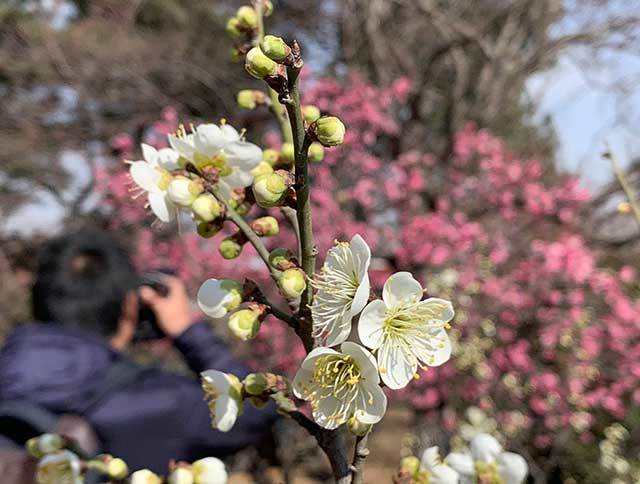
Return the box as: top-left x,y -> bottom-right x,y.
134,271 -> 171,342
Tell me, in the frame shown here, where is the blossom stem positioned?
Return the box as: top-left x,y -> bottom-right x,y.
606,146 -> 640,231
351,433 -> 370,484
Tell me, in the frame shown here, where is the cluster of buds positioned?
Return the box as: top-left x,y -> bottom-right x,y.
252,170 -> 294,208
225,2 -> 273,61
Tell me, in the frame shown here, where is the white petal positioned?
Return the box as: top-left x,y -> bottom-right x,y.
169,134 -> 196,160
223,168 -> 254,188
193,457 -> 228,484
292,368 -> 315,400
420,297 -> 455,324
141,143 -> 159,166
148,192 -> 176,223
350,273 -> 370,317
313,395 -> 343,430
201,369 -> 232,393
497,452 -> 528,484
470,433 -> 503,462
130,161 -> 161,192
355,381 -> 387,424
158,148 -> 180,170
341,342 -> 379,383
194,124 -> 225,156
445,452 -> 474,477
430,464 -> 460,484
323,318 -> 352,348
357,299 -> 386,350
225,141 -> 263,170
301,346 -> 340,369
349,234 -> 371,281
420,446 -> 441,471
213,396 -> 239,432
220,124 -> 240,141
378,340 -> 416,389
383,272 -> 424,307
197,279 -> 228,319
413,328 -> 452,368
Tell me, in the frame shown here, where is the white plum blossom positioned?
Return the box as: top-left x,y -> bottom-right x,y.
192,457 -> 228,484
168,468 -> 194,484
168,123 -> 262,201
292,342 -> 387,430
128,143 -> 180,222
311,234 -> 371,347
446,433 -> 528,484
197,279 -> 243,319
130,469 -> 162,484
420,446 -> 460,484
358,271 -> 454,389
36,450 -> 83,484
200,370 -> 243,432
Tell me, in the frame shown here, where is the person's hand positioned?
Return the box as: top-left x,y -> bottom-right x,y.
139,275 -> 193,338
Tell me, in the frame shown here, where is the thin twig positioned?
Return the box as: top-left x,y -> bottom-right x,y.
351,433 -> 370,484
605,145 -> 640,231
280,206 -> 301,255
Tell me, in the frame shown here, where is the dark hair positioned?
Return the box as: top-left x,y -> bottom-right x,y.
32,229 -> 137,336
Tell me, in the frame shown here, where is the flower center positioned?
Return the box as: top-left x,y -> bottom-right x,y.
157,169 -> 172,191
194,151 -> 232,176
475,461 -> 504,484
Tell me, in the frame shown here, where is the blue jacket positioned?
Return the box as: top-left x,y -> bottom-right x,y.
0,322 -> 277,472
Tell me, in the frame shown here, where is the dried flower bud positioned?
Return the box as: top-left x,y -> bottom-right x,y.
280,142 -> 295,164
228,308 -> 262,340
243,373 -> 268,395
268,247 -> 295,269
302,105 -> 321,124
308,142 -> 325,163
245,47 -> 278,79
192,194 -> 223,222
251,216 -> 279,236
262,148 -> 280,165
252,172 -> 287,208
167,176 -> 203,207
250,161 -> 274,178
219,237 -> 243,259
260,35 -> 292,63
236,5 -> 257,29
197,221 -> 223,239
226,17 -> 243,39
347,415 -> 372,437
279,268 -> 306,299
311,116 -> 346,147
131,469 -> 163,484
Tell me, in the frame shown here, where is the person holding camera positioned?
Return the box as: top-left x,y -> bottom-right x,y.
0,229 -> 278,474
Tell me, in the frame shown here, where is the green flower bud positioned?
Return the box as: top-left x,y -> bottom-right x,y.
236,6 -> 257,29
308,142 -> 325,163
252,172 -> 287,208
237,89 -> 257,110
400,456 -> 420,476
107,458 -> 129,480
226,17 -> 243,39
260,35 -> 292,63
197,221 -> 222,239
250,161 -> 274,178
302,105 -> 321,124
243,373 -> 268,395
167,176 -> 203,207
347,416 -> 372,437
219,238 -> 243,259
262,148 -> 280,165
228,309 -> 261,340
268,247 -> 294,269
245,47 -> 278,79
26,434 -> 64,458
280,142 -> 295,163
251,216 -> 279,236
192,194 -> 223,222
263,0 -> 274,17
279,268 -> 306,299
312,116 -> 346,147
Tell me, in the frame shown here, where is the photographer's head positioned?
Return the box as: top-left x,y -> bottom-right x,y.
32,229 -> 138,344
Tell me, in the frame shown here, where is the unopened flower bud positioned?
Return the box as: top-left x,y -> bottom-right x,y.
106,457 -> 129,480
192,194 -> 223,222
197,221 -> 222,239
312,116 -> 346,147
252,172 -> 287,208
263,148 -> 279,165
302,105 -> 321,124
250,161 -> 274,178
167,176 -> 203,207
236,6 -> 257,29
226,17 -> 243,39
347,416 -> 372,437
251,216 -> 279,236
617,201 -> 631,214
37,450 -> 82,484
262,0 -> 274,17
26,433 -> 64,458
237,89 -> 268,110
400,456 -> 420,476
260,35 -> 292,63
268,247 -> 294,269
308,142 -> 325,163
245,47 -> 278,79
131,469 -> 163,484
280,142 -> 295,163
192,457 -> 228,484
168,467 -> 194,484
228,308 -> 262,340
243,373 -> 269,395
219,237 -> 243,259
279,268 -> 306,299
